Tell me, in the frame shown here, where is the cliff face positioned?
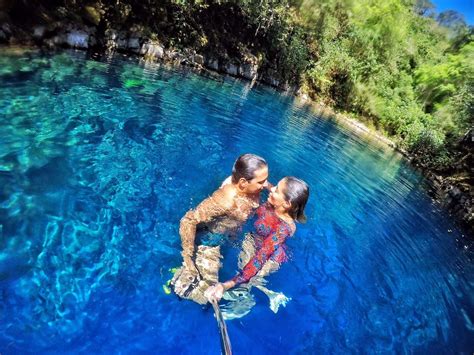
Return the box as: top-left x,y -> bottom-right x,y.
0,1 -> 297,89
421,129 -> 473,235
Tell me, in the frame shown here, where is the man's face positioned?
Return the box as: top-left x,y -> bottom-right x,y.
243,166 -> 269,194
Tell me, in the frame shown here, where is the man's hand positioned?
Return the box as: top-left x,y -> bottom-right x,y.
171,263 -> 201,298
205,283 -> 225,303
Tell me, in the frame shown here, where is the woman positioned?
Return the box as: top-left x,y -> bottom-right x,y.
205,176 -> 309,306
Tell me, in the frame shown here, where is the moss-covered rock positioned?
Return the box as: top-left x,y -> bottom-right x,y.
83,4 -> 102,26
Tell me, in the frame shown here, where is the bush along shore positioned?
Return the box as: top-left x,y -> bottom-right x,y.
0,0 -> 472,236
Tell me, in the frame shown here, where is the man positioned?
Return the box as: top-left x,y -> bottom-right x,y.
171,154 -> 269,304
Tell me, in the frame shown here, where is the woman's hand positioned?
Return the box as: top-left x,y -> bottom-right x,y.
205,283 -> 225,302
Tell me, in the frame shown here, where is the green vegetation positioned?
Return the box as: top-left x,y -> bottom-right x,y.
292,0 -> 472,171
4,0 -> 473,173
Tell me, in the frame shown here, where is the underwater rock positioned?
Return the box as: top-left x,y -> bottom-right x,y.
1,22 -> 11,34
42,25 -> 96,49
204,57 -> 219,71
117,36 -> 128,50
0,23 -> 11,42
224,62 -> 239,76
425,167 -> 474,234
88,34 -> 97,47
173,48 -> 196,65
33,26 -> 46,39
192,54 -> 204,66
104,29 -> 118,51
296,87 -> 310,101
268,77 -> 280,87
48,33 -> 67,47
449,187 -> 462,200
239,62 -> 257,80
127,26 -> 145,53
105,29 -> 128,51
282,82 -> 293,92
127,37 -> 141,53
166,49 -> 186,63
262,71 -> 280,88
238,53 -> 258,80
66,30 -> 89,49
140,41 -> 164,60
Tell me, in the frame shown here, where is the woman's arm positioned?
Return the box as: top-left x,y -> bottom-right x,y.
231,224 -> 289,285
205,224 -> 290,302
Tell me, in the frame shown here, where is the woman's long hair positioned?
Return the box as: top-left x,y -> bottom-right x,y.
282,176 -> 309,223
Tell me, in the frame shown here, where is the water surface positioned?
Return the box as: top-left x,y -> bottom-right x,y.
0,48 -> 473,354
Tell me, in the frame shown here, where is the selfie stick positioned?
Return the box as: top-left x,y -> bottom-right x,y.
210,299 -> 232,355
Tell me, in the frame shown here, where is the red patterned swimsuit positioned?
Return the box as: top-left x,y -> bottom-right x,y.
231,203 -> 293,285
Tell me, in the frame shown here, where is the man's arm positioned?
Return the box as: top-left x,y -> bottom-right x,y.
179,187 -> 233,271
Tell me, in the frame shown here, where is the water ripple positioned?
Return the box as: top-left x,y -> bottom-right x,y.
0,48 -> 472,353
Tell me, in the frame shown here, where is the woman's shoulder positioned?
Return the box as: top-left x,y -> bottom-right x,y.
278,214 -> 296,236
257,204 -> 295,235
286,220 -> 296,236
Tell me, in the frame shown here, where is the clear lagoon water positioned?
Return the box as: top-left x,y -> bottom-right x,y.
0,48 -> 473,354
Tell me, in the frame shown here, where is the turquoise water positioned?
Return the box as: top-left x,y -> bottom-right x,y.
0,48 -> 473,354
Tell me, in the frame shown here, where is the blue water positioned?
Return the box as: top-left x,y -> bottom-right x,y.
0,48 -> 473,354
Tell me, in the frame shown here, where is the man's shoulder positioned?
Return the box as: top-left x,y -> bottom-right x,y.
211,184 -> 236,210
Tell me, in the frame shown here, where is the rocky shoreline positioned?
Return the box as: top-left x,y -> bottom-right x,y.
0,20 -> 472,237
0,21 -> 276,87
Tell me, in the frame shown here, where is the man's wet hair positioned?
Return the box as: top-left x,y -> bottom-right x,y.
231,154 -> 267,184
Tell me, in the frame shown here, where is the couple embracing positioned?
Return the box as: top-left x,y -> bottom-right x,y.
171,154 -> 309,315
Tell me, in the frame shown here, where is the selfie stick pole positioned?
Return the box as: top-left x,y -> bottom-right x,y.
210,299 -> 232,355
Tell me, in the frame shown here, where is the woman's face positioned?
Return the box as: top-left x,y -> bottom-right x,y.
268,179 -> 289,210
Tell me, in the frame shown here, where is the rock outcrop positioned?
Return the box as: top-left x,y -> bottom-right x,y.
140,40 -> 164,60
